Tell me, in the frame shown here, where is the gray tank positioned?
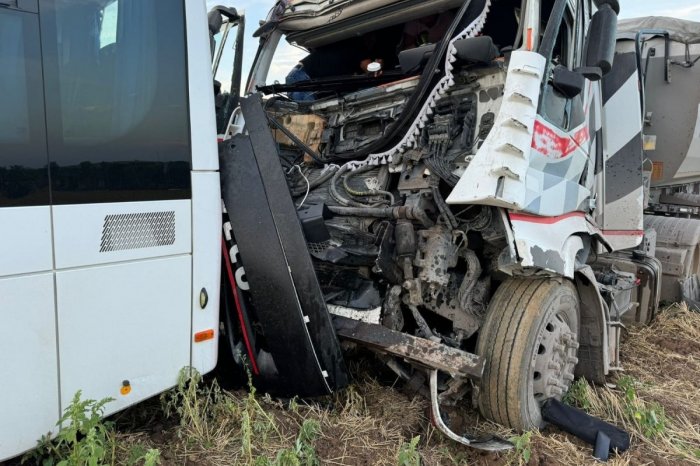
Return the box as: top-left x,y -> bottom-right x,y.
617,18 -> 700,190
617,18 -> 700,305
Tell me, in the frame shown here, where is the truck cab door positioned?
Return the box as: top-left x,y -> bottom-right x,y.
0,2 -> 60,459
527,0 -> 595,216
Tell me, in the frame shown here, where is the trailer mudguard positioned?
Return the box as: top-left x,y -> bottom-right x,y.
219,95 -> 348,397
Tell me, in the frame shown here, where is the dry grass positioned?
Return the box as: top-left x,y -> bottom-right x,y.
22,304 -> 698,466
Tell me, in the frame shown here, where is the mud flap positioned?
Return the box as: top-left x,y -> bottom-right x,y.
219,95 -> 348,397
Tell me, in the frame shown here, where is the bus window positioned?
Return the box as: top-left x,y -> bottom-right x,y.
0,9 -> 49,207
40,0 -> 192,204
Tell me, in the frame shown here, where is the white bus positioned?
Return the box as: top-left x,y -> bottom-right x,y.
0,0 -> 226,459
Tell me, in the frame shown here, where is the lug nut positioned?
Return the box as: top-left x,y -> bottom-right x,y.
548,361 -> 561,371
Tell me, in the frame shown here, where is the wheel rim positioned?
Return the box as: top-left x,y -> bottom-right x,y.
529,295 -> 579,422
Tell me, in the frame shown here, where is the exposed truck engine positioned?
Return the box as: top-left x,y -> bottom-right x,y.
269,63 -> 508,343
215,0 -> 700,449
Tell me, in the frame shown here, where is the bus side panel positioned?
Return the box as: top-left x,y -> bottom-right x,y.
55,256 -> 191,416
190,172 -> 222,374
0,207 -> 53,276
0,273 -> 59,461
51,201 -> 192,269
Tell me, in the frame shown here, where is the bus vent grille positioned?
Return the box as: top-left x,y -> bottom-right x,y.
100,211 -> 176,252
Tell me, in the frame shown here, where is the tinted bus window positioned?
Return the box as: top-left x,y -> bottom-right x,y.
39,0 -> 192,204
0,9 -> 50,207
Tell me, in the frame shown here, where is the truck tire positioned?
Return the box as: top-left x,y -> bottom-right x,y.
476,278 -> 580,431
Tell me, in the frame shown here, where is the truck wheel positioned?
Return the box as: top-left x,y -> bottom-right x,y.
476,278 -> 580,431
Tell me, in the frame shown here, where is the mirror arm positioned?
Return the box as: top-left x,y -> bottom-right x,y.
538,0 -> 568,61
228,14 -> 246,110
536,0 -> 569,113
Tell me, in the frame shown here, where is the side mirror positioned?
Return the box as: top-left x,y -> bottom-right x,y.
208,6 -> 239,35
584,3 -> 618,79
208,6 -> 240,59
552,66 -> 585,99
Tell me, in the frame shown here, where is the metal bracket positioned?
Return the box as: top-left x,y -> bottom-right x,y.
333,316 -> 484,379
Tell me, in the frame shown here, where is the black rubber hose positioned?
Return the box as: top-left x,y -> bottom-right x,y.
431,186 -> 458,230
329,165 -> 371,207
289,166 -> 338,197
343,165 -> 395,205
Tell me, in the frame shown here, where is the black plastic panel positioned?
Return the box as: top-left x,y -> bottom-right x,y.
219,95 -> 348,397
240,95 -> 349,392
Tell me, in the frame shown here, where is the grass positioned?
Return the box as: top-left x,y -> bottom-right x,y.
14,303 -> 700,465
397,436 -> 421,466
508,431 -> 533,465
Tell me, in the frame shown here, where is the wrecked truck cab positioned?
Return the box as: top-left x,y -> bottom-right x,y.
220,0 -> 644,440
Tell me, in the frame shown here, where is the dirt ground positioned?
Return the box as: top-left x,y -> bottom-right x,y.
9,304 -> 700,465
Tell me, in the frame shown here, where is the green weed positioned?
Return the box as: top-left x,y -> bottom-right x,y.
508,431 -> 532,465
397,435 -> 421,466
617,376 -> 666,438
24,391 -> 114,466
125,445 -> 162,466
563,378 -> 591,411
272,419 -> 321,466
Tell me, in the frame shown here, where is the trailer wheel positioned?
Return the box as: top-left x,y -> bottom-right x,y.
476,278 -> 580,431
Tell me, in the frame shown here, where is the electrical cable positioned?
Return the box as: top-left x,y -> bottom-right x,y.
287,165 -> 310,209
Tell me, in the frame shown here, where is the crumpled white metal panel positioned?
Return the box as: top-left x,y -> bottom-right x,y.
447,51 -> 546,209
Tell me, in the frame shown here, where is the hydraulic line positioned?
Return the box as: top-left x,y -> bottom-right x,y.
343,165 -> 395,206
431,186 -> 458,230
327,205 -> 434,228
289,165 -> 338,196
330,165 -> 368,207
